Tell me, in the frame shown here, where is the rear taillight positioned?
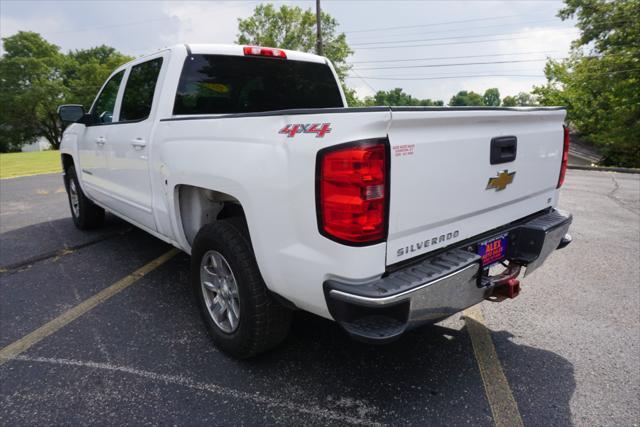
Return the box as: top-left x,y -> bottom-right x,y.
317,140 -> 389,245
558,126 -> 570,188
243,46 -> 287,59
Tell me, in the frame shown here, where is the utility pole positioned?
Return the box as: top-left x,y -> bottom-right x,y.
315,0 -> 323,56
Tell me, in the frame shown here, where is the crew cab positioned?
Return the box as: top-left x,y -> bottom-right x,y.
58,44 -> 572,358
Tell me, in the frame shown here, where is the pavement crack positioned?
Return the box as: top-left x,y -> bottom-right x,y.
0,228 -> 132,276
607,174 -> 638,215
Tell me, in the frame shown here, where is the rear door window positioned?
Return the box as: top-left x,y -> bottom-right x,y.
174,55 -> 343,115
90,70 -> 124,124
120,57 -> 163,122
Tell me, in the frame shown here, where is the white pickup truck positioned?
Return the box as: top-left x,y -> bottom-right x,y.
58,44 -> 572,358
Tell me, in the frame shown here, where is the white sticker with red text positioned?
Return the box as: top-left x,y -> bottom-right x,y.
392,144 -> 415,157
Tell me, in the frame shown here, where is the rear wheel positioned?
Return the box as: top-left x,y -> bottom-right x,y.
65,166 -> 105,230
191,219 -> 291,359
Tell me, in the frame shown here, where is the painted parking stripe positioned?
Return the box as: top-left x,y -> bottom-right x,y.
0,248 -> 179,366
464,305 -> 524,427
9,355 -> 379,425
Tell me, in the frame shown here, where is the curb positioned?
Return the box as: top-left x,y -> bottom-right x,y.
568,165 -> 639,174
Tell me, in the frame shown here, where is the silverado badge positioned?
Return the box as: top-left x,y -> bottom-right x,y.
486,170 -> 515,191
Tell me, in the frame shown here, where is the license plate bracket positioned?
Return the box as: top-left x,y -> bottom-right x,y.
477,234 -> 508,267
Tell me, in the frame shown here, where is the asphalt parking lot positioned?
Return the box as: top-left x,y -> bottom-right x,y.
1,169 -> 638,426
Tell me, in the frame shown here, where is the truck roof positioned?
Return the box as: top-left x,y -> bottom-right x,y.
156,43 -> 327,64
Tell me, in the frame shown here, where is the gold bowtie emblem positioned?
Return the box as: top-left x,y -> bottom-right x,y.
486,170 -> 515,191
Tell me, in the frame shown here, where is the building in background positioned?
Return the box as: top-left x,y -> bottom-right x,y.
21,137 -> 52,153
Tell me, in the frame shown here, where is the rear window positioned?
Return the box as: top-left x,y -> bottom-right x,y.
173,54 -> 343,115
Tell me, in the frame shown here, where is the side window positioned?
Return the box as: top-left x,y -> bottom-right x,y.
91,70 -> 124,124
120,57 -> 163,122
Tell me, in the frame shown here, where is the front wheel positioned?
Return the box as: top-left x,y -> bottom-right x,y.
191,219 -> 291,359
65,166 -> 105,230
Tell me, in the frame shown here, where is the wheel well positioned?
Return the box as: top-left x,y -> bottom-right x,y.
177,185 -> 247,246
61,153 -> 74,173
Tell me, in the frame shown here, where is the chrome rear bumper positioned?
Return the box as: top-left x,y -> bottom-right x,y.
324,209 -> 572,343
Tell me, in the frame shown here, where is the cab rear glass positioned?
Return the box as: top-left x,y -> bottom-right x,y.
173,54 -> 343,115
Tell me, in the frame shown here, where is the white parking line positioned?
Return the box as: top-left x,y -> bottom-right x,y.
10,355 -> 381,426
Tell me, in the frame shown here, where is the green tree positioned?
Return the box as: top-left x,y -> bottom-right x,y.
0,31 -> 68,151
482,88 -> 501,106
342,86 -> 364,107
65,45 -> 133,109
0,33 -> 132,151
534,0 -> 640,167
236,4 -> 352,82
363,88 -> 443,106
502,92 -> 538,106
502,95 -> 517,107
449,90 -> 485,106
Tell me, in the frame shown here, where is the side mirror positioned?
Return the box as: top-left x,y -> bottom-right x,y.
57,104 -> 86,124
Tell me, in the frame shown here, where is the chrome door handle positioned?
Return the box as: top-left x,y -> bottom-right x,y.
131,138 -> 147,148
95,136 -> 106,146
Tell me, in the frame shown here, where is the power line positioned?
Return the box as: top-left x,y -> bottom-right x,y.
346,74 -> 544,80
345,18 -> 562,41
352,66 -> 550,77
349,69 -> 378,93
349,50 -> 559,64
343,13 -> 542,34
345,14 -> 633,41
350,28 -> 577,47
355,35 -> 534,49
352,57 -> 564,71
346,68 -> 640,80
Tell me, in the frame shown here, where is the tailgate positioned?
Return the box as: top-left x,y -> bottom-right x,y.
386,107 -> 566,265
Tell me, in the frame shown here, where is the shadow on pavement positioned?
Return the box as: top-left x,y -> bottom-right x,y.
250,310 -> 578,425
0,232 -> 576,425
0,215 -> 130,270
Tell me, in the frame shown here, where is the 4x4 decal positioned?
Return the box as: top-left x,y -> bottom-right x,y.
279,123 -> 332,138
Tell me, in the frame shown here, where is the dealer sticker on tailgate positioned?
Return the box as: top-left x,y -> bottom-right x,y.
478,234 -> 508,267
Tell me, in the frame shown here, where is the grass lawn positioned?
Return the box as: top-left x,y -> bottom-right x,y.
0,150 -> 61,179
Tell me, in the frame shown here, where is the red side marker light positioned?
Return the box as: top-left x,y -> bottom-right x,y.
558,125 -> 570,188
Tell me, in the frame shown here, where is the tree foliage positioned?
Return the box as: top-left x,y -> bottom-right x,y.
0,32 -> 132,151
0,32 -> 67,151
236,4 -> 352,83
449,88 -> 505,106
65,45 -> 132,110
361,88 -> 443,107
534,0 -> 639,167
502,92 -> 538,106
482,88 -> 501,106
449,90 -> 485,106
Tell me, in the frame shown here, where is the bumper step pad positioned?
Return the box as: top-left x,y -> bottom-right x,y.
341,316 -> 406,342
327,249 -> 480,302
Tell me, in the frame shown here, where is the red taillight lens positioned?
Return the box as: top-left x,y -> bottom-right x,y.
558,126 -> 570,188
317,141 -> 388,245
243,46 -> 287,59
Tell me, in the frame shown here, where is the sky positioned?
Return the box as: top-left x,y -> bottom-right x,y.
0,0 -> 578,103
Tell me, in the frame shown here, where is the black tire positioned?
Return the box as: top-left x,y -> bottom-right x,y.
65,166 -> 105,230
191,219 -> 291,359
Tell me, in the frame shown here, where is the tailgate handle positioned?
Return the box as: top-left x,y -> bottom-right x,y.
490,136 -> 517,164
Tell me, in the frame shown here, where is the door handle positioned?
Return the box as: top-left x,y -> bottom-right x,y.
95,136 -> 106,146
131,138 -> 147,149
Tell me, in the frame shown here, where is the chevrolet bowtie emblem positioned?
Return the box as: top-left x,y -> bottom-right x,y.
486,170 -> 515,191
